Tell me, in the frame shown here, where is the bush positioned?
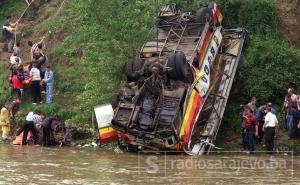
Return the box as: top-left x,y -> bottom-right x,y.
241,36 -> 300,102
220,0 -> 300,130
218,0 -> 279,39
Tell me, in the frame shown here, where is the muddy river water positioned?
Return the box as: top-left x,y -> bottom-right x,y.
0,145 -> 299,185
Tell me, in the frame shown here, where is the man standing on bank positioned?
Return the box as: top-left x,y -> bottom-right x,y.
41,65 -> 54,104
263,106 -> 279,154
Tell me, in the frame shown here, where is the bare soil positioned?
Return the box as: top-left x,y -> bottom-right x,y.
275,0 -> 300,49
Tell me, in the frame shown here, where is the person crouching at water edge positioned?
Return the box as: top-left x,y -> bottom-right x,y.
0,103 -> 11,141
41,116 -> 57,146
263,106 -> 279,154
22,112 -> 46,145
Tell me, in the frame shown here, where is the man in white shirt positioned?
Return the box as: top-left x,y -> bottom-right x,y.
29,63 -> 42,104
263,106 -> 278,153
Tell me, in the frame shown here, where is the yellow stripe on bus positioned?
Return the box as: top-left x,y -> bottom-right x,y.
180,91 -> 196,137
99,127 -> 115,134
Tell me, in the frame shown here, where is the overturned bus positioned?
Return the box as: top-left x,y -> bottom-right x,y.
95,0 -> 245,155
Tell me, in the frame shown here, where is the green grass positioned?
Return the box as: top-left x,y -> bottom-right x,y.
0,0 -> 27,19
0,61 -> 10,105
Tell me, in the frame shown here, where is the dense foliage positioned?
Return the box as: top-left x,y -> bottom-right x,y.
0,0 -> 300,131
219,0 -> 300,130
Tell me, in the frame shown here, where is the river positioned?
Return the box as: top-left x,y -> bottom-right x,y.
0,145 -> 299,185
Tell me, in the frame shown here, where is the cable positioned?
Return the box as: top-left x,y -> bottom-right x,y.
16,0 -> 35,23
14,0 -> 36,45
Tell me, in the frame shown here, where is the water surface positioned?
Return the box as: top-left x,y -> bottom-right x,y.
0,145 -> 299,184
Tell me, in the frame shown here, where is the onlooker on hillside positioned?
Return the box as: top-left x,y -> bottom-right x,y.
247,97 -> 257,115
244,108 -> 258,154
283,95 -> 292,130
256,105 -> 266,144
263,106 -> 278,154
13,41 -> 23,58
22,112 -> 46,145
29,63 -> 42,104
41,65 -> 54,104
10,52 -> 22,65
286,98 -> 296,135
2,16 -> 17,52
240,105 -> 248,150
28,38 -> 45,62
287,104 -> 300,139
11,70 -> 23,99
287,88 -> 297,102
0,104 -> 10,140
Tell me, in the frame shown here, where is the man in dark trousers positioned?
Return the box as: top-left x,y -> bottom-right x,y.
263,106 -> 278,154
244,108 -> 258,154
22,112 -> 45,145
41,116 -> 56,146
2,16 -> 17,52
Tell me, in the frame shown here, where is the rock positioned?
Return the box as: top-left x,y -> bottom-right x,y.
83,144 -> 91,147
91,142 -> 98,147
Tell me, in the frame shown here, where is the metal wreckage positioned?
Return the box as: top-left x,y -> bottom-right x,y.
94,0 -> 245,155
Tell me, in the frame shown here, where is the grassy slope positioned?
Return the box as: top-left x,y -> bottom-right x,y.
1,0 -> 300,150
0,0 -> 27,103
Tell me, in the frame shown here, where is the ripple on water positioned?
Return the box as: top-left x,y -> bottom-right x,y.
29,162 -> 61,167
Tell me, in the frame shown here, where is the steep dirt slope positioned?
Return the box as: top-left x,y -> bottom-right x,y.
276,0 -> 300,48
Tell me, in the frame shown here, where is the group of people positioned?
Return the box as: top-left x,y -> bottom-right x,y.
0,101 -> 57,146
240,88 -> 300,154
20,111 -> 56,146
283,88 -> 300,139
240,97 -> 278,154
3,15 -> 54,104
1,1 -> 55,144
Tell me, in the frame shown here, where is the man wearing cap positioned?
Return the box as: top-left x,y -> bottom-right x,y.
256,105 -> 266,144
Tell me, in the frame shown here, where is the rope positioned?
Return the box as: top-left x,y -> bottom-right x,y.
13,0 -> 66,46
16,0 -> 35,23
14,24 -> 17,44
14,0 -> 35,44
44,0 -> 66,40
55,0 -> 66,18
